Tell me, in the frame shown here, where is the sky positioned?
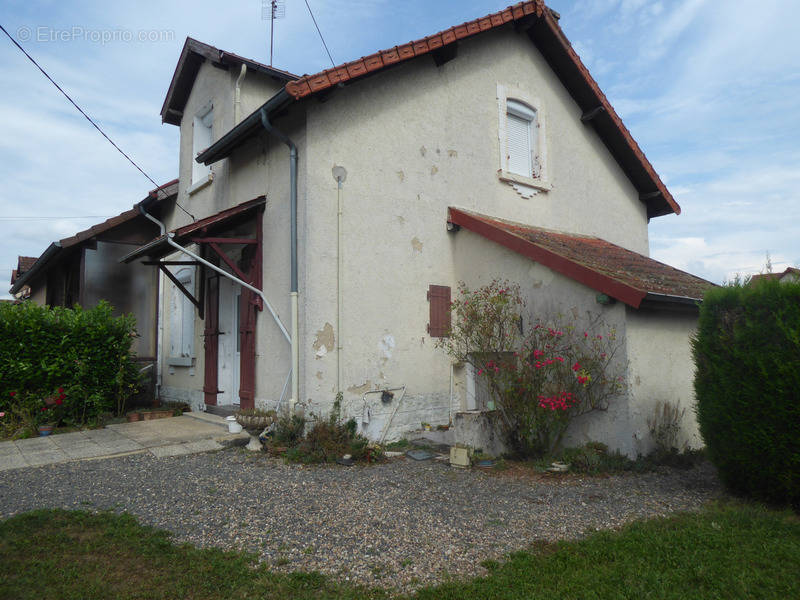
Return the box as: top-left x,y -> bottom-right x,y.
1,0 -> 798,299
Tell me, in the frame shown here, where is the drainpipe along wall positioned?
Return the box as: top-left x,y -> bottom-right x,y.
259,108 -> 299,412
234,64 -> 246,125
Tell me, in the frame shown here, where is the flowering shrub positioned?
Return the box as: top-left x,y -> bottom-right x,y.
439,280 -> 625,457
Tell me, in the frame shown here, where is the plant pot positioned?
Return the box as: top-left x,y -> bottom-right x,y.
38,424 -> 54,437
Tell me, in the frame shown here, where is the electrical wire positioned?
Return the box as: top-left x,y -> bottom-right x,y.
0,216 -> 114,220
0,23 -> 195,220
303,0 -> 336,69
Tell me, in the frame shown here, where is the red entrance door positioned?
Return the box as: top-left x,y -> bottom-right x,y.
202,275 -> 220,406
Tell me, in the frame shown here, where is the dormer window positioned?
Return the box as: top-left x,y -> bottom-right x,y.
497,84 -> 550,197
192,103 -> 213,185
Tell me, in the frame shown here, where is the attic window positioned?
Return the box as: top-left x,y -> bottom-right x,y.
192,103 -> 213,185
496,84 -> 550,197
506,100 -> 538,178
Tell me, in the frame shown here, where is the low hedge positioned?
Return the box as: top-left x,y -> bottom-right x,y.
692,278 -> 800,507
0,301 -> 139,429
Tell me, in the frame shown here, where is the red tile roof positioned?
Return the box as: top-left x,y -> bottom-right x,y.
750,267 -> 800,283
198,2 -> 679,218
162,38 -> 298,125
285,2 -> 544,99
58,180 -> 178,248
17,256 -> 37,273
282,1 -> 677,218
448,207 -> 715,308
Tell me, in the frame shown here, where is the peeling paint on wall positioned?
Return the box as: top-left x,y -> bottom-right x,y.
396,170 -> 405,182
316,371 -> 323,380
411,237 -> 423,253
313,322 -> 335,359
378,334 -> 395,360
347,380 -> 373,395
448,149 -> 458,158
430,165 -> 438,176
419,146 -> 426,157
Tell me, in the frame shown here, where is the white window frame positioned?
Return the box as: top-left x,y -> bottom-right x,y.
190,101 -> 214,189
167,266 -> 196,366
497,83 -> 550,197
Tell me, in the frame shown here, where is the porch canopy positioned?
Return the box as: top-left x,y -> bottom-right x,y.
121,196 -> 266,317
121,196 -> 266,409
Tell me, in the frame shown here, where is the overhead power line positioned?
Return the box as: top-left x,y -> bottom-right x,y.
0,24 -> 195,221
0,216 -> 114,220
303,0 -> 337,69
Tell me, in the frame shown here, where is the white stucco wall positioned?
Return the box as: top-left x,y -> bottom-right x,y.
625,308 -> 702,454
158,60 -> 295,405
156,23 -> 678,450
298,25 -> 650,439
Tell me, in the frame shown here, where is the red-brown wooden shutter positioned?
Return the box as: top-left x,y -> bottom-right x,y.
427,284 -> 451,337
202,275 -> 220,406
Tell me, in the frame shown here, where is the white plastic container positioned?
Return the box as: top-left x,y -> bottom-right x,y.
225,415 -> 243,434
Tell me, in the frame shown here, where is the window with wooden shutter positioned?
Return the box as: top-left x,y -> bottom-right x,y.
427,284 -> 451,337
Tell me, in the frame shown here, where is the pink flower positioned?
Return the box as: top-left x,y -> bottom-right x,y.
9,391 -> 15,397
477,369 -> 484,376
0,412 -> 5,418
572,362 -> 581,371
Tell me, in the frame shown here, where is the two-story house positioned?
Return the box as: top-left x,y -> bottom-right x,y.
124,1 -> 714,456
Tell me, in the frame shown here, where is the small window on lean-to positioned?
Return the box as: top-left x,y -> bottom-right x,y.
506,99 -> 538,178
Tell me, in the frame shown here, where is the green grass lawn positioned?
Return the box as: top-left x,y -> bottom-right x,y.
0,502 -> 797,600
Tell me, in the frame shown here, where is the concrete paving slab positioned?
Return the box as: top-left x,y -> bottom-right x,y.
0,441 -> 22,456
184,439 -> 224,453
0,446 -> 27,471
2,411 -> 242,470
58,442 -> 107,460
47,431 -> 91,446
149,443 -> 193,458
24,450 -> 68,466
14,437 -> 58,451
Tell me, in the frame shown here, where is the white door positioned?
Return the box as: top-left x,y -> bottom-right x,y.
217,278 -> 241,405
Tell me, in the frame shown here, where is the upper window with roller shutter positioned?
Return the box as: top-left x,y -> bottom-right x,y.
496,85 -> 550,196
506,99 -> 538,178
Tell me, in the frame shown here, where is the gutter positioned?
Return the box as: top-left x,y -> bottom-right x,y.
196,89 -> 293,165
642,292 -> 703,307
9,242 -> 62,295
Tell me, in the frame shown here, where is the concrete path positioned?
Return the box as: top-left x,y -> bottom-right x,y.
0,412 -> 250,471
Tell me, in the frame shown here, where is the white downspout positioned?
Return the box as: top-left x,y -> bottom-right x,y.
331,166 -> 347,395
234,64 -> 247,125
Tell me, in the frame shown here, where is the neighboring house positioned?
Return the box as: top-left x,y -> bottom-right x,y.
750,267 -> 800,285
124,1 -> 715,456
9,180 -> 177,364
9,256 -> 37,300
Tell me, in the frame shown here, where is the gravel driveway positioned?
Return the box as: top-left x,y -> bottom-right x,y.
0,449 -> 722,592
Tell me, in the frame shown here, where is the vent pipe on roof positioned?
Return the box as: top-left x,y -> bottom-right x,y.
260,107 -> 299,412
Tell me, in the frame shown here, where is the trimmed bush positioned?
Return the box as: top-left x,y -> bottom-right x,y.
0,301 -> 139,431
693,279 -> 800,506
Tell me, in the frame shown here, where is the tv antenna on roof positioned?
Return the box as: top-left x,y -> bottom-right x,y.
262,0 -> 286,66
